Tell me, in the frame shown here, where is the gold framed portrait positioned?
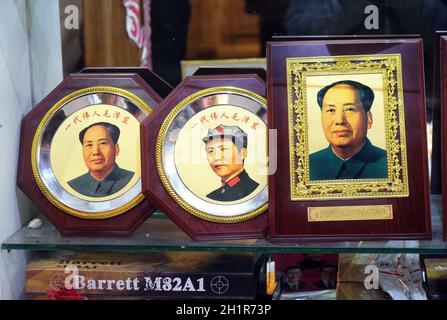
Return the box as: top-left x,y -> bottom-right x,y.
287,54 -> 409,201
31,86 -> 152,219
156,86 -> 269,223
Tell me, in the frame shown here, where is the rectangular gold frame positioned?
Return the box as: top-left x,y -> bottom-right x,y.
286,54 -> 409,201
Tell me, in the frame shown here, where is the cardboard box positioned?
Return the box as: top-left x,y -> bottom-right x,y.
26,251 -> 262,299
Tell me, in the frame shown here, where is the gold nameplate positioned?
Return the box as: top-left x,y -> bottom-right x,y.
308,205 -> 393,222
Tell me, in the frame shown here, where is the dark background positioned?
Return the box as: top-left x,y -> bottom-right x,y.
59,0 -> 446,192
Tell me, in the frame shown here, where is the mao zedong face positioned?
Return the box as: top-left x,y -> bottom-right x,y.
285,267 -> 302,284
67,121 -> 134,198
202,124 -> 259,202
82,124 -> 119,180
309,80 -> 387,181
205,137 -> 246,182
321,84 -> 372,159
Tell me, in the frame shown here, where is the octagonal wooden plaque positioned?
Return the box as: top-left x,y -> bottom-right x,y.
18,72 -> 164,235
141,74 -> 269,240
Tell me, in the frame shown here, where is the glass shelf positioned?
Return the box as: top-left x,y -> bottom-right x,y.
2,195 -> 446,254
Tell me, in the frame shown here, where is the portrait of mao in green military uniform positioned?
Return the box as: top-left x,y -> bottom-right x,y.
309,80 -> 388,180
68,122 -> 134,197
203,124 -> 259,202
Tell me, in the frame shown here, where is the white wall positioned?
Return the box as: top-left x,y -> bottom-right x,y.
0,0 -> 62,299
28,0 -> 63,102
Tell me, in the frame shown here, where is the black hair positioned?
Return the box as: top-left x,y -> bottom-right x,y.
317,80 -> 375,112
207,135 -> 247,153
78,122 -> 120,144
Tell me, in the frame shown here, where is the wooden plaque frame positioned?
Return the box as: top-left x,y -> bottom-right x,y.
80,67 -> 173,99
141,74 -> 268,240
440,34 -> 447,240
17,73 -> 162,236
267,37 -> 431,241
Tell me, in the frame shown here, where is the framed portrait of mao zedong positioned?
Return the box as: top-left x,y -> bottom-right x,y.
141,73 -> 269,240
267,36 -> 431,241
17,72 -> 165,235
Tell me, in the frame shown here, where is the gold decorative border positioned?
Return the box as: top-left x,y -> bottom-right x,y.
286,54 -> 409,200
156,86 -> 268,223
32,86 -> 152,219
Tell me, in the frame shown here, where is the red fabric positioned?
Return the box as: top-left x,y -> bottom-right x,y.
140,0 -> 152,69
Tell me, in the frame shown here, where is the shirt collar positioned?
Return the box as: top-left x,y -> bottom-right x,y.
84,164 -> 121,195
324,139 -> 374,179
